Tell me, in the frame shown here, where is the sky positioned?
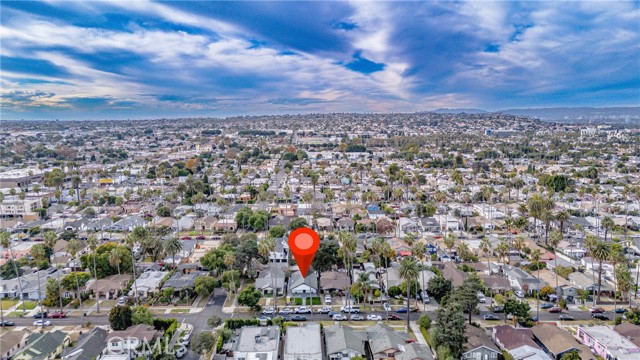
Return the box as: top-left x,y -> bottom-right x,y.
1,1 -> 639,120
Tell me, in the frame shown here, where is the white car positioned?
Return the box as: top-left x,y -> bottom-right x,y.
175,346 -> 187,358
180,332 -> 192,346
515,290 -> 524,298
325,295 -> 332,305
383,303 -> 392,312
367,314 -> 382,321
295,306 -> 312,314
332,314 -> 347,321
262,307 -> 276,315
317,307 -> 332,314
33,320 -> 51,326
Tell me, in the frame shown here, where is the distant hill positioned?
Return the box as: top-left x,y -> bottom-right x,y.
429,108 -> 488,114
496,107 -> 640,120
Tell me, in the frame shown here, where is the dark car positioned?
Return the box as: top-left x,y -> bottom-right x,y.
291,315 -> 307,321
492,306 -> 504,313
49,312 -> 67,319
592,313 -> 609,320
33,312 -> 48,319
615,308 -> 628,314
540,303 -> 554,309
196,235 -> 206,240
387,314 -> 402,321
559,314 -> 575,321
0,321 -> 16,326
396,308 -> 408,313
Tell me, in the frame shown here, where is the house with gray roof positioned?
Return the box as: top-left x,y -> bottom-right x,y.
324,325 -> 368,360
366,323 -> 410,360
61,327 -> 108,360
161,270 -> 208,293
284,324 -> 322,360
289,270 -> 318,296
255,265 -> 286,296
13,331 -> 70,360
233,326 -> 280,360
395,343 -> 433,360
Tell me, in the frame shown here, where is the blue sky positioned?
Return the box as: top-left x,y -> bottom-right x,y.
1,1 -> 639,120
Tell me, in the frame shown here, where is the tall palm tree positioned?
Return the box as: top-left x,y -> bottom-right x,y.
67,239 -> 83,313
527,193 -> 544,237
496,241 -> 509,264
399,256 -> 419,331
531,249 -> 542,321
549,230 -> 563,292
31,245 -> 46,319
1,230 -> 27,313
164,237 -> 183,270
412,243 -> 427,310
608,245 -> 624,318
601,216 -> 615,242
224,253 -> 237,293
541,209 -> 554,245
583,235 -> 599,306
592,241 -> 611,304
340,231 -> 357,315
555,211 -> 570,235
108,249 -> 121,275
87,235 -> 100,314
444,234 -> 455,259
383,243 -> 394,299
353,272 -> 372,310
43,230 -> 64,312
480,238 -> 494,306
124,234 -> 139,305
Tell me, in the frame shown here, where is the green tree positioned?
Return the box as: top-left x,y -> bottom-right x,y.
559,351 -> 581,360
42,278 -> 62,307
195,276 -> 217,297
109,305 -> 133,330
289,217 -> 308,230
433,302 -> 466,359
504,298 -> 531,322
399,256 -> 419,330
237,286 -> 262,310
592,241 -> 611,304
269,225 -> 286,238
417,314 -> 431,329
450,275 -> 483,324
191,332 -> 216,354
428,276 -> 452,302
131,305 -> 154,325
312,241 -> 342,272
164,237 -> 183,270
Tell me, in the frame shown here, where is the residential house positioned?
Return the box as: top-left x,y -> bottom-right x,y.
289,270 -> 318,296
85,274 -> 132,300
556,241 -> 586,259
129,270 -> 168,298
268,237 -> 288,263
504,266 -> 546,294
212,219 -> 237,233
111,215 -> 146,232
255,265 -> 286,296
324,325 -> 368,360
463,325 -> 501,360
61,328 -> 108,360
492,325 -> 551,360
320,271 -> 350,293
284,324 -> 322,360
577,326 -> 640,360
1,330 -> 30,360
232,326 -> 280,360
105,324 -> 163,359
395,343 -> 433,360
13,331 -> 70,360
531,324 -> 592,360
568,272 -> 614,296
337,218 -> 355,232
366,323 -> 410,360
420,218 -> 440,233
161,270 -> 208,296
398,218 -> 420,235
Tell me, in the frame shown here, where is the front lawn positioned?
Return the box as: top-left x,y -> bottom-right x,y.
0,299 -> 18,309
22,301 -> 38,310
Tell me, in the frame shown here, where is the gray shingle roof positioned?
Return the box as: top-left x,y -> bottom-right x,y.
324,325 -> 367,356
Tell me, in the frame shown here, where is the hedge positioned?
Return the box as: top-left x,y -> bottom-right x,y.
225,318 -> 260,330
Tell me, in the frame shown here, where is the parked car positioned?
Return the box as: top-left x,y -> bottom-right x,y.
515,290 -> 525,298
367,314 -> 382,321
559,315 -> 575,321
387,314 -> 402,320
589,307 -> 605,313
295,306 -> 312,314
291,315 -> 307,321
332,314 -> 347,321
592,313 -> 609,320
477,292 -> 486,303
540,303 -> 554,309
492,306 -> 504,313
396,308 -> 408,313
33,320 -> 51,326
341,306 -> 360,313
383,303 -> 392,312
325,295 -> 332,304
49,312 -> 67,318
615,308 -> 629,314
350,314 -> 364,321
549,307 -> 562,313
0,321 -> 15,326
262,307 -> 276,315
483,314 -> 499,321
181,332 -> 192,346
117,296 -> 128,305
196,235 -> 206,240
180,236 -> 192,240
419,291 -> 430,304
317,307 -> 332,314
175,346 -> 187,358
279,308 -> 294,315
32,312 -> 48,319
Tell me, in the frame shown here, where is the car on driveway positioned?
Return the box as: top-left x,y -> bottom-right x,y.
615,308 -> 629,314
32,312 -> 48,319
483,314 -> 499,321
559,314 -> 575,321
33,320 -> 51,326
549,307 -> 562,313
589,307 -> 605,313
295,306 -> 312,314
332,314 -> 347,321
291,315 -> 307,321
540,303 -> 554,309
317,307 -> 331,314
592,313 -> 609,320
50,312 -> 67,319
492,306 -> 504,313
262,307 -> 276,315
350,314 -> 364,321
387,314 -> 402,321
175,345 -> 187,358
367,314 -> 382,321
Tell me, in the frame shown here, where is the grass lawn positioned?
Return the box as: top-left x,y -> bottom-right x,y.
100,300 -> 117,308
171,309 -> 189,314
196,294 -> 211,308
0,299 -> 19,309
82,299 -> 97,308
8,311 -> 26,317
150,309 -> 167,315
22,301 -> 38,310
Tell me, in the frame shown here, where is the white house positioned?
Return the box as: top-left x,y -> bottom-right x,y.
233,326 -> 280,360
284,324 -> 322,360
289,270 -> 318,296
105,325 -> 163,359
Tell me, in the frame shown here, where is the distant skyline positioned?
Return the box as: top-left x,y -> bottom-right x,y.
1,1 -> 639,120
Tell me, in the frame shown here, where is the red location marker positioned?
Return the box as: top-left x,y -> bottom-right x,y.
288,227 -> 320,278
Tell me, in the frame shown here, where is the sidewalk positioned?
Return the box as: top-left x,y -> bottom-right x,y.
409,321 -> 428,345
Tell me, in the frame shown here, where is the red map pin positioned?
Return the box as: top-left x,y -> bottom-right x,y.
288,227 -> 320,278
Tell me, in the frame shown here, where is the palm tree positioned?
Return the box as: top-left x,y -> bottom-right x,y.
340,231 -> 357,316
608,245 -> 624,318
258,238 -> 276,308
444,234 -> 455,259
164,237 -> 183,270
399,256 -> 419,331
108,249 -> 122,275
496,241 -> 509,264
527,194 -> 544,237
480,238 -> 494,306
87,235 -> 100,314
383,243 -> 395,299
412,243 -> 427,311
583,235 -> 599,306
592,241 -> 611,304
353,272 -> 372,310
513,236 -> 526,257
555,211 -> 570,235
67,239 -> 83,313
224,253 -> 237,293
31,245 -> 46,319
601,216 -> 615,242
541,209 -> 554,245
549,230 -> 563,293
1,230 -> 27,313
43,230 -> 64,312
531,249 -> 542,321
124,234 -> 139,305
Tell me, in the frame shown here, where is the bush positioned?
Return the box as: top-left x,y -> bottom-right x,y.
225,318 -> 260,330
208,316 -> 222,328
418,314 -> 431,329
306,297 -> 321,305
294,298 -> 303,305
153,318 -> 178,332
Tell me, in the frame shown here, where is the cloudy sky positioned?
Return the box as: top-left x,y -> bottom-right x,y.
1,1 -> 639,120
